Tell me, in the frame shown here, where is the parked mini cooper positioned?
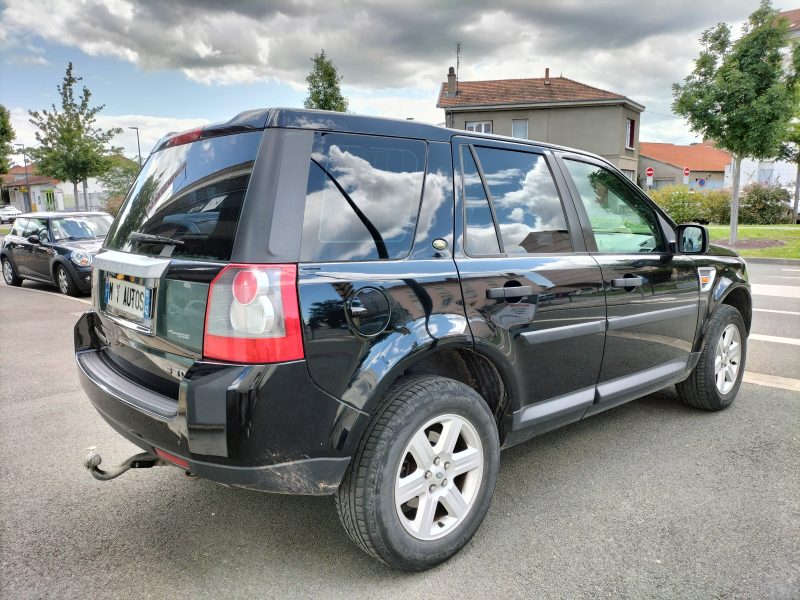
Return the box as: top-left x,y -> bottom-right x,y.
1,212 -> 112,295
75,109 -> 750,571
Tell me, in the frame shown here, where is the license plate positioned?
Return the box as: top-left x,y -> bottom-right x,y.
105,277 -> 152,321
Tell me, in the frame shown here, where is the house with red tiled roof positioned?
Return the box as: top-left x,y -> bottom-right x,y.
437,67 -> 645,180
1,162 -> 108,212
639,142 -> 733,190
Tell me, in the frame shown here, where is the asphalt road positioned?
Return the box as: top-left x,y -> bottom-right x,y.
1,263 -> 798,599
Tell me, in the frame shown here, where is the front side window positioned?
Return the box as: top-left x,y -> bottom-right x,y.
465,121 -> 492,134
474,147 -> 572,254
564,159 -> 664,253
300,132 -> 426,262
25,217 -> 48,240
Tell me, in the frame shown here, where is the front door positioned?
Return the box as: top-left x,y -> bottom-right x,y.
452,138 -> 607,443
557,156 -> 699,414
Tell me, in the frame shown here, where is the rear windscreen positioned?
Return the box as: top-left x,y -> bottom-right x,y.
104,131 -> 262,262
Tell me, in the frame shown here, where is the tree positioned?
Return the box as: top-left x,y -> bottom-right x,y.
778,115 -> 800,223
303,50 -> 349,112
98,155 -> 140,216
28,62 -> 122,211
672,0 -> 800,243
0,105 -> 14,175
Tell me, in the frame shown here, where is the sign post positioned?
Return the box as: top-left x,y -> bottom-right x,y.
645,167 -> 654,189
683,167 -> 690,186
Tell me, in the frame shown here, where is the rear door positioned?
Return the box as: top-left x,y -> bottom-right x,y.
556,155 -> 699,414
452,137 -> 607,442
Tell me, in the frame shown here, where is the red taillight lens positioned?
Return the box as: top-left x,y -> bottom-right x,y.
154,448 -> 190,469
232,270 -> 259,305
203,264 -> 304,364
163,127 -> 203,148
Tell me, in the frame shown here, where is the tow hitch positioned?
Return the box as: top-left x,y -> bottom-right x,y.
83,448 -> 165,481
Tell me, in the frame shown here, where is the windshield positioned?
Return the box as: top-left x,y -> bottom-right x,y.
104,131 -> 261,262
51,215 -> 113,241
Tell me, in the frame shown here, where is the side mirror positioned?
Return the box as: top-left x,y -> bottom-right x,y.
27,234 -> 41,244
676,224 -> 709,254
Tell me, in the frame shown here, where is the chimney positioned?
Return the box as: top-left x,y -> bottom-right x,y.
447,66 -> 457,97
544,67 -> 551,85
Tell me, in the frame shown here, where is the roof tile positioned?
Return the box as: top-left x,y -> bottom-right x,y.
640,142 -> 732,172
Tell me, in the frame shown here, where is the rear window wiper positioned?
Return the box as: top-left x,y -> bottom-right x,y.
129,232 -> 185,246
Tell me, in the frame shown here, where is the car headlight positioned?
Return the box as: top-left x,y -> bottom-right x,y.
70,251 -> 93,267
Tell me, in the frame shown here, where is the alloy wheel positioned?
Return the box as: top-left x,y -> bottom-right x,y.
2,260 -> 13,284
714,323 -> 741,395
57,267 -> 69,294
394,414 -> 484,541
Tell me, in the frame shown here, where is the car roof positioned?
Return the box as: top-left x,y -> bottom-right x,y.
196,107 -> 601,160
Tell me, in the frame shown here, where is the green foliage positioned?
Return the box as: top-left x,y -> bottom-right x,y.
27,63 -> 122,206
99,156 -> 139,216
303,50 -> 349,112
739,183 -> 791,224
0,105 -> 14,175
672,1 -> 799,161
648,186 -> 732,224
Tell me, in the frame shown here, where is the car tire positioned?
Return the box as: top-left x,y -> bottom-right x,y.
676,305 -> 747,411
335,375 -> 500,571
55,264 -> 78,296
2,257 -> 22,286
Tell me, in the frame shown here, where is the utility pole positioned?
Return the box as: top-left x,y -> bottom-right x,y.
128,126 -> 142,167
14,144 -> 32,212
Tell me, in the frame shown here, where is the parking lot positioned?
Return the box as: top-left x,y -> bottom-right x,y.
1,262 -> 798,599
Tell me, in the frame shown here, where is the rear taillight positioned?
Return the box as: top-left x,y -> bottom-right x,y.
162,127 -> 203,149
203,264 -> 304,364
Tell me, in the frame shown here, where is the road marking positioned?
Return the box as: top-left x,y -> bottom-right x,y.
749,333 -> 800,346
767,275 -> 800,280
781,268 -> 800,272
743,372 -> 800,392
0,283 -> 92,305
751,284 -> 800,299
753,308 -> 800,316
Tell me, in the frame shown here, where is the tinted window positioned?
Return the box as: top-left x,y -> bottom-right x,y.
564,160 -> 664,253
51,215 -> 112,241
104,131 -> 262,261
300,132 -> 426,262
475,147 -> 572,254
26,218 -> 49,240
462,147 -> 500,255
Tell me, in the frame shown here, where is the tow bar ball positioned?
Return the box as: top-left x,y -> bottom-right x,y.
83,449 -> 165,481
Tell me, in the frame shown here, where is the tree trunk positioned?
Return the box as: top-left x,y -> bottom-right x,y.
793,161 -> 800,224
730,155 -> 742,245
72,181 -> 79,212
82,180 -> 89,211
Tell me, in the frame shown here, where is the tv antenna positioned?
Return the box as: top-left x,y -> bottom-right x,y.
456,41 -> 462,93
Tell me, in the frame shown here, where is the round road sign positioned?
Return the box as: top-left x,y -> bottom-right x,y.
645,167 -> 654,177
683,167 -> 690,177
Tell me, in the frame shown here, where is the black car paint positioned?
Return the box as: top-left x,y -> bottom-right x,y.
74,109 -> 751,495
0,213 -> 106,293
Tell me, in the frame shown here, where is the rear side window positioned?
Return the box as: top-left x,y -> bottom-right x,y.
300,132 -> 426,262
104,131 -> 262,262
463,145 -> 572,255
10,218 -> 27,236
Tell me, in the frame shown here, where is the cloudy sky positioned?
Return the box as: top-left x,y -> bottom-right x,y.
1,0 -> 796,164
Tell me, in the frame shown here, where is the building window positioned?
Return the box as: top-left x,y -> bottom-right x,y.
511,119 -> 528,139
465,121 -> 492,134
625,118 -> 635,150
621,169 -> 635,181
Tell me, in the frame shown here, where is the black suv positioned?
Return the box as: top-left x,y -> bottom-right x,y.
75,109 -> 750,571
2,212 -> 113,295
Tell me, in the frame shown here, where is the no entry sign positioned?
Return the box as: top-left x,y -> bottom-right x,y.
683,167 -> 690,176
646,167 -> 654,177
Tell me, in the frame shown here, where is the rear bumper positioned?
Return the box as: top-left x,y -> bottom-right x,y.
75,311 -> 368,494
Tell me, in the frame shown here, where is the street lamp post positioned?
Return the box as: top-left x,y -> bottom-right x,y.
128,126 -> 142,167
14,144 -> 32,213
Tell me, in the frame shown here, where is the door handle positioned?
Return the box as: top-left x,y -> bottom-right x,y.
486,286 -> 534,299
611,277 -> 644,288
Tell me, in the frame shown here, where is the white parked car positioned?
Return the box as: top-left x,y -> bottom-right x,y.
0,205 -> 22,224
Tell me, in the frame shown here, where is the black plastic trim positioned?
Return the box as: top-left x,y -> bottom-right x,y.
607,304 -> 698,331
521,320 -> 606,345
